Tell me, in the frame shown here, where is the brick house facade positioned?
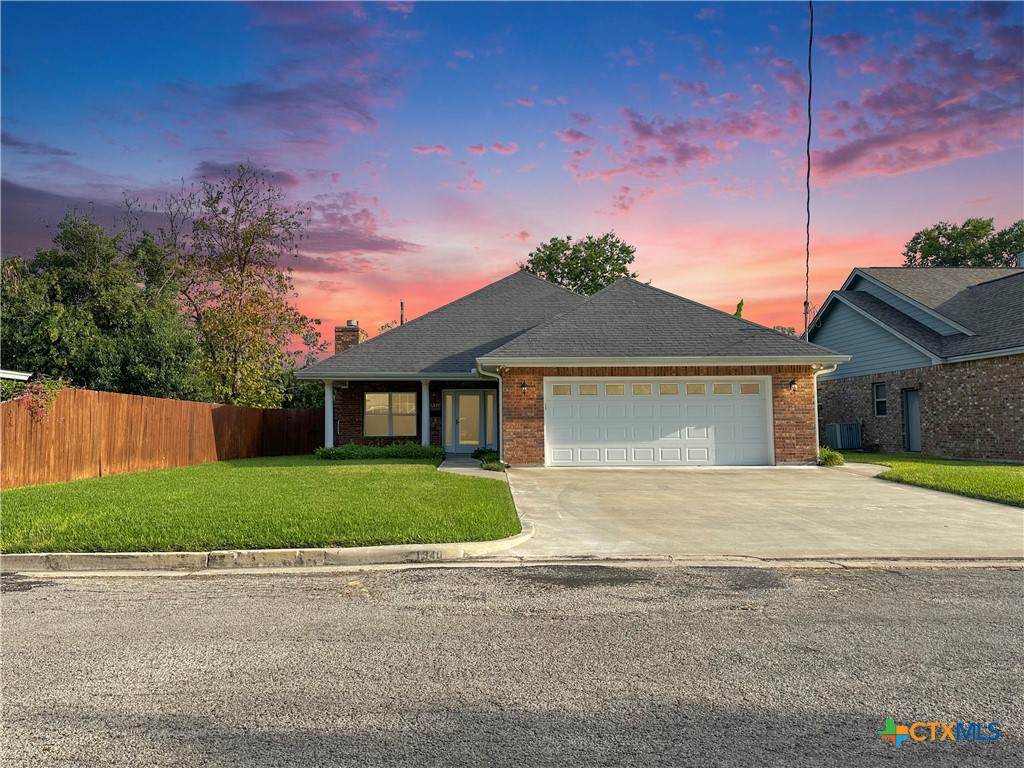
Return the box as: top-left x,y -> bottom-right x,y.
818,354 -> 1023,462
502,365 -> 820,465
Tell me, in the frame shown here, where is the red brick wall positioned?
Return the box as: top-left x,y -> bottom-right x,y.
501,366 -> 819,466
818,354 -> 1023,461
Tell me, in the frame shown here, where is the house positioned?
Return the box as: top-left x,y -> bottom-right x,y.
297,271 -> 848,466
808,267 -> 1023,462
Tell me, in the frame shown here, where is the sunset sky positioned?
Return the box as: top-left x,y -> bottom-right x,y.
2,1 -> 1022,340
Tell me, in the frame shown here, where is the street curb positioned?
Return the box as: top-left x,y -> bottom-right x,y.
0,522 -> 536,573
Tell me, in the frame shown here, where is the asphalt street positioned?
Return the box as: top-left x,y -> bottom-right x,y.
1,565 -> 1021,767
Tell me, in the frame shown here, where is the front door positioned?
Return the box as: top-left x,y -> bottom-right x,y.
903,389 -> 922,452
443,390 -> 496,453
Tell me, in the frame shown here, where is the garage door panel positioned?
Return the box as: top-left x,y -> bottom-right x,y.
546,378 -> 771,467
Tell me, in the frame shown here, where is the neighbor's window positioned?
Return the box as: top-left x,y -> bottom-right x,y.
364,392 -> 417,437
740,382 -> 760,395
551,384 -> 572,396
873,383 -> 887,416
632,383 -> 653,396
605,384 -> 625,396
579,384 -> 599,396
685,383 -> 706,395
659,383 -> 680,396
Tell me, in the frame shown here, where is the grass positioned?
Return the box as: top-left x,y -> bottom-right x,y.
841,452 -> 1024,508
1,456 -> 520,554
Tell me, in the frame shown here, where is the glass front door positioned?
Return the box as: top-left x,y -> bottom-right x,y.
443,390 -> 496,453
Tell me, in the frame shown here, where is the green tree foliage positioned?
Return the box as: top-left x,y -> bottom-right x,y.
0,215 -> 208,399
773,325 -> 797,336
902,218 -> 1024,267
160,164 -> 327,407
734,299 -> 744,318
519,232 -> 639,295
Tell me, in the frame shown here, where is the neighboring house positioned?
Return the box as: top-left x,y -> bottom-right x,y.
808,267 -> 1023,462
297,271 -> 848,466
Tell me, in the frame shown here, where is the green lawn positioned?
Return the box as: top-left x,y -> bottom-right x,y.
841,452 -> 1024,508
1,457 -> 520,554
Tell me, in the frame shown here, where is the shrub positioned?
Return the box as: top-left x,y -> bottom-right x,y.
314,442 -> 446,462
818,446 -> 845,466
475,449 -> 500,464
481,460 -> 506,472
0,377 -> 69,423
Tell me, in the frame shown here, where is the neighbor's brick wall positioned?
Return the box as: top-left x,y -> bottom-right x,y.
817,354 -> 1023,462
501,366 -> 819,466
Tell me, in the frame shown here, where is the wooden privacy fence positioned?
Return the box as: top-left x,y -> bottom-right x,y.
1,388 -> 324,489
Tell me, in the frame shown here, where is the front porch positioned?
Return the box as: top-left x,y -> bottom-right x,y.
323,379 -> 499,454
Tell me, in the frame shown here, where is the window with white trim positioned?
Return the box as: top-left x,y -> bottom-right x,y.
873,383 -> 887,416
364,392 -> 417,436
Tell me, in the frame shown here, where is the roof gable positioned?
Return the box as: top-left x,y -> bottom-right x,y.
298,271 -> 584,378
810,268 -> 1024,360
481,278 -> 843,362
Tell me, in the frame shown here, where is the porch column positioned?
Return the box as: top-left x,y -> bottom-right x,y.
323,381 -> 334,449
420,379 -> 430,447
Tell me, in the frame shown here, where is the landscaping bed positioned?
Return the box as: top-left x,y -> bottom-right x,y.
841,452 -> 1024,507
1,456 -> 520,553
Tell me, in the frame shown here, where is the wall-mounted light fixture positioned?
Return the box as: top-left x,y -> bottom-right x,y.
520,381 -> 528,395
789,379 -> 798,392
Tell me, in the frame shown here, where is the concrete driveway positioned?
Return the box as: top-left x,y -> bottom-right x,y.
504,465 -> 1024,560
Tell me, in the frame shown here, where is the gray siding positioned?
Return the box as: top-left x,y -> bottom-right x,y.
848,275 -> 962,336
814,301 -> 934,380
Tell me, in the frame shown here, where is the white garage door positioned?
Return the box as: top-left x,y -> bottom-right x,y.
544,377 -> 773,466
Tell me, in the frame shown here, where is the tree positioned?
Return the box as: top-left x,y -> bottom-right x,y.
520,232 -> 638,295
0,214 -> 208,399
902,218 -> 1024,267
734,299 -> 744,318
159,164 -> 327,407
773,325 -> 797,336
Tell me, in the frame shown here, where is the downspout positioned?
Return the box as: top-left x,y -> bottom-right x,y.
477,362 -> 504,463
812,364 -> 838,463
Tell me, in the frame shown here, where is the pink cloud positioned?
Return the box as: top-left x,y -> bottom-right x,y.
502,230 -> 531,241
820,32 -> 868,57
385,2 -> 415,14
518,162 -> 536,173
454,49 -> 474,59
456,168 -> 484,193
570,112 -> 593,127
516,98 -> 534,107
696,8 -> 718,20
467,144 -> 486,156
411,144 -> 451,156
491,142 -> 519,155
554,128 -> 591,144
542,95 -> 569,106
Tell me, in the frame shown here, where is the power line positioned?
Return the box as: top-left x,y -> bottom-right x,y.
803,0 -> 814,338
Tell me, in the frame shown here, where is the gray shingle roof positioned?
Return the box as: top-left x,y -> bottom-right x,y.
297,270 -> 584,378
841,268 -> 1024,358
480,278 -> 844,361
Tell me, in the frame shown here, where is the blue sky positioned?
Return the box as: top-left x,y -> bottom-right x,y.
3,1 -> 1021,333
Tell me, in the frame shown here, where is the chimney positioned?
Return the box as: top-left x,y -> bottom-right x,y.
335,320 -> 363,354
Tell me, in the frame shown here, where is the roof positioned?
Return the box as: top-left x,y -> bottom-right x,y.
297,270 -> 585,378
816,268 -> 1024,359
480,278 -> 845,363
0,369 -> 32,381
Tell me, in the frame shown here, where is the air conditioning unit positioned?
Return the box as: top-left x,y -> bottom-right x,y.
826,422 -> 862,450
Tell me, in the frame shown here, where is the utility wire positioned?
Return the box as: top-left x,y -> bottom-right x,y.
803,0 -> 814,338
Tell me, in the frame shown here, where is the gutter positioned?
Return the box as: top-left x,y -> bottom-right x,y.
479,355 -> 850,368
476,363 -> 505,463
812,363 -> 839,459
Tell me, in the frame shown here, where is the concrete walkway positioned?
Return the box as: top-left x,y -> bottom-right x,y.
439,456 -> 508,482
503,466 -> 1024,560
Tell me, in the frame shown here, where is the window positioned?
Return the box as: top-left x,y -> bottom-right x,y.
551,384 -> 572,396
364,392 -> 417,437
579,384 -> 599,396
605,383 -> 625,395
685,383 -> 706,395
873,383 -> 887,416
632,383 -> 653,395
713,383 -> 733,395
740,382 -> 760,395
659,383 -> 679,396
